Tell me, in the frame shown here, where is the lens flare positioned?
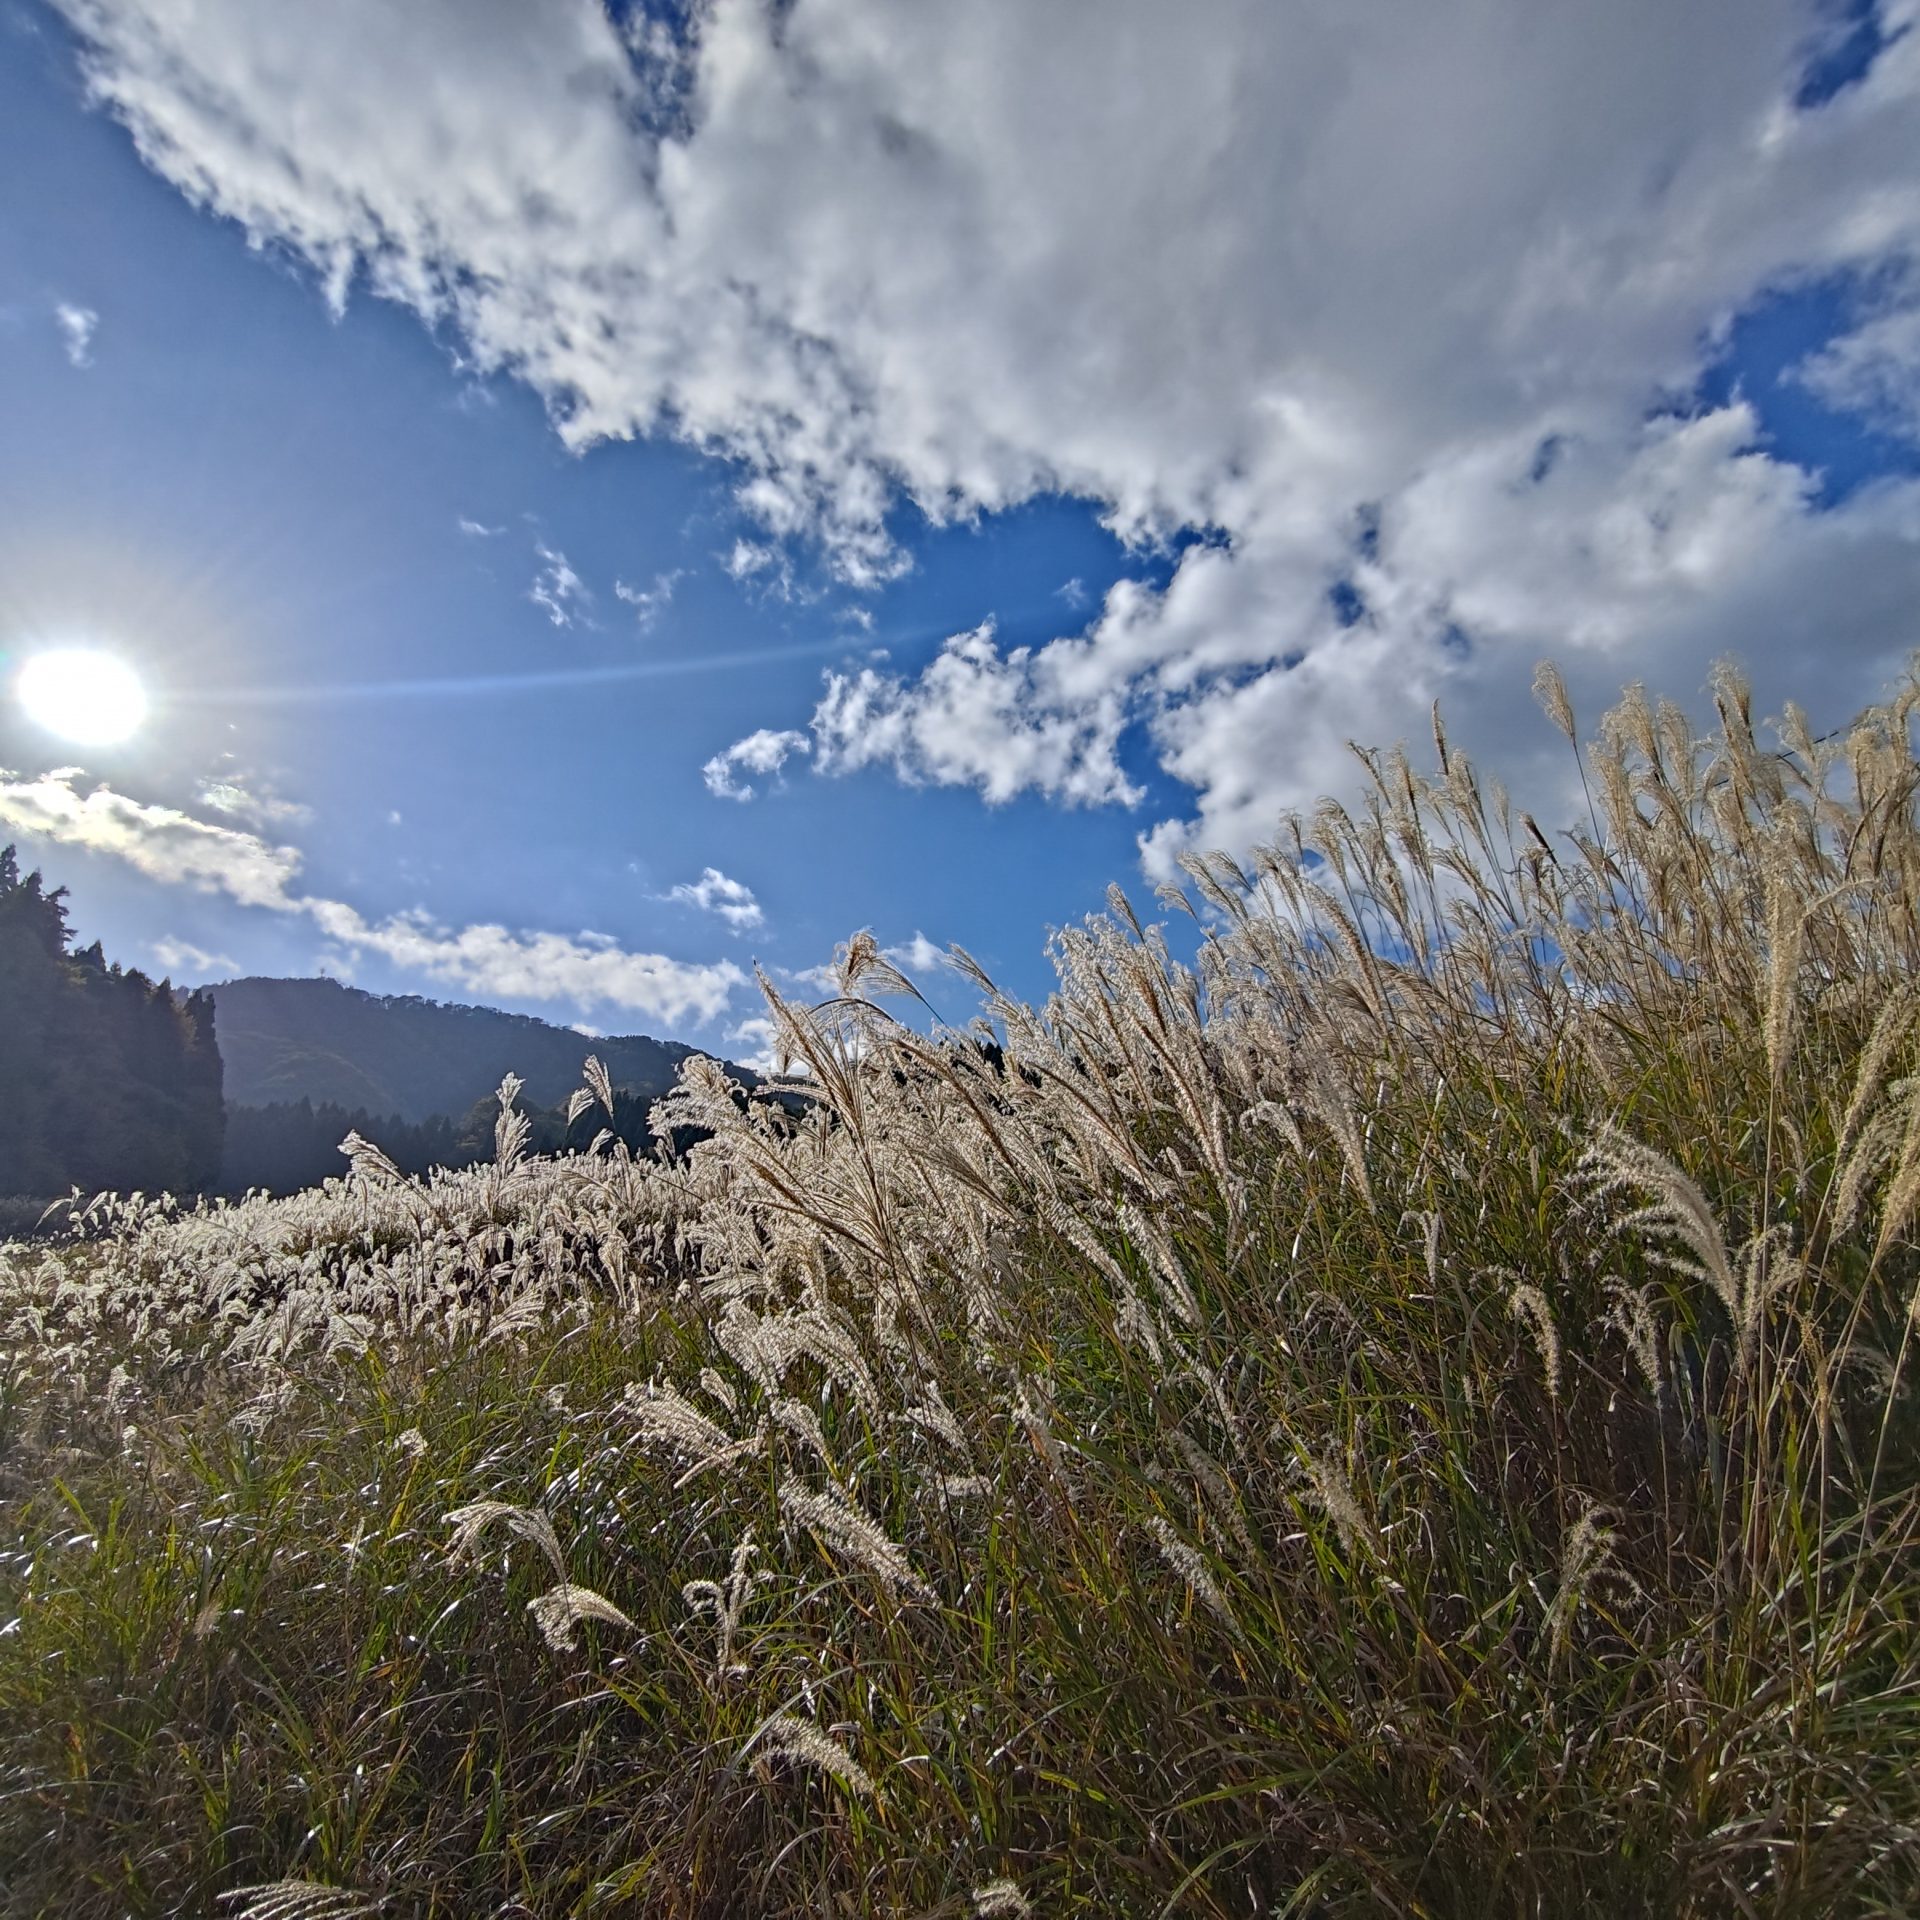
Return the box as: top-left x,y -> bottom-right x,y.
16,648 -> 149,746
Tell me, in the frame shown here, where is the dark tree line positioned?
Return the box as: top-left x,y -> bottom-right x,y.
217,1085 -> 678,1196
0,846 -> 224,1198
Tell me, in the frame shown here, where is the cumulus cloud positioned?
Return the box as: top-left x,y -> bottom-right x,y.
723,1013 -> 785,1075
810,619 -> 1143,807
528,541 -> 591,627
0,767 -> 306,907
774,959 -> 843,998
54,301 -> 97,366
49,0 -> 1920,861
882,931 -> 944,974
667,865 -> 764,931
304,897 -> 741,1022
0,768 -> 742,1024
703,727 -> 810,801
724,540 -> 778,581
1797,286 -> 1920,442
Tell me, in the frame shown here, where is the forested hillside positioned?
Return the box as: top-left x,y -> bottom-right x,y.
211,975 -> 725,1122
0,846 -> 223,1199
217,1085 -> 673,1196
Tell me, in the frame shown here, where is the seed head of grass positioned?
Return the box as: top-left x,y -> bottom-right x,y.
443,1500 -> 568,1583
746,1712 -> 877,1802
972,1878 -> 1034,1918
216,1884 -> 381,1920
527,1582 -> 636,1654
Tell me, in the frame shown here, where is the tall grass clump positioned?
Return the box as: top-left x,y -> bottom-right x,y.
3,661 -> 1918,1916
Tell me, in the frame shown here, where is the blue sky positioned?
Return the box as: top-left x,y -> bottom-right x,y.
3,0 -> 1919,1061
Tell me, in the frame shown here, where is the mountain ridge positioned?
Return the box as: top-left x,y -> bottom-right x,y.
209,975 -> 732,1123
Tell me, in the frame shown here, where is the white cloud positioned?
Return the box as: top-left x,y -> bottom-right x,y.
723,1013 -> 787,1075
721,537 -> 802,600
882,931 -> 944,975
303,898 -> 742,1023
703,726 -> 810,801
528,541 -> 591,627
0,767 -> 306,907
666,864 -> 764,931
724,539 -> 777,580
54,301 -> 97,367
809,620 -> 1142,807
458,515 -> 505,537
195,776 -> 312,829
614,567 -> 684,630
48,0 -> 1920,858
774,959 -> 842,998
0,768 -> 743,1025
1797,283 -> 1920,442
149,936 -> 236,977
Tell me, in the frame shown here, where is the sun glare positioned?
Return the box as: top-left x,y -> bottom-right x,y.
16,648 -> 149,746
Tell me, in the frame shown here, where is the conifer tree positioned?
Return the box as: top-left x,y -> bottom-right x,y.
0,846 -> 225,1199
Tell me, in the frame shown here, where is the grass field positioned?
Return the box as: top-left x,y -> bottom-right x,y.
3,664 -> 1917,1917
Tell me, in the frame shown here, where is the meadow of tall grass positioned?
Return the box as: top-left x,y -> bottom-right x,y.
2,663 -> 1917,1917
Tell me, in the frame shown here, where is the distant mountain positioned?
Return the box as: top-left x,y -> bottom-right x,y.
210,976 -> 731,1123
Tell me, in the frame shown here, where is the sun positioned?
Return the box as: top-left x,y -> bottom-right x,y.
16,648 -> 149,746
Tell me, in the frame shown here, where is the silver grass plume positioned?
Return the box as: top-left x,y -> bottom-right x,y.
746,1711 -> 877,1801
1533,658 -> 1577,740
622,1379 -> 766,1487
480,1287 -> 552,1347
1147,1514 -> 1238,1633
683,1528 -> 763,1680
972,1879 -> 1035,1918
904,1379 -> 969,1454
1866,1075 -> 1920,1265
779,1477 -> 933,1601
443,1500 -> 568,1583
1299,1450 -> 1382,1562
698,1366 -> 740,1415
566,1053 -> 617,1132
1506,1280 -> 1563,1403
1580,1122 -> 1759,1361
1545,1503 -> 1635,1662
337,1132 -> 400,1186
1013,1373 -> 1076,1501
621,1379 -> 735,1460
834,927 -> 924,1004
1833,984 -> 1918,1170
494,1073 -> 531,1173
528,1581 -> 635,1653
1171,1430 -> 1256,1564
1605,1280 -> 1666,1403
217,1885 -> 380,1920
770,1396 -> 835,1468
1761,832 -> 1808,1087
